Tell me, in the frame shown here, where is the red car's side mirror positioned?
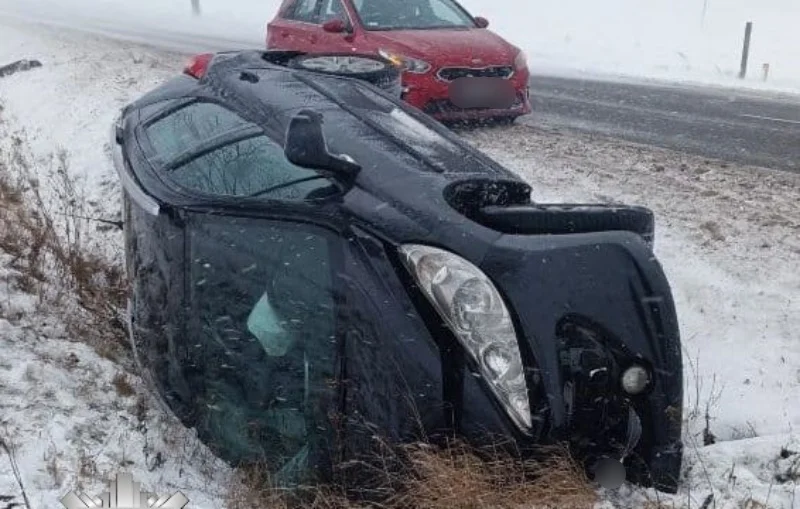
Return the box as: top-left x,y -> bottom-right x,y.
474,16 -> 489,28
322,18 -> 347,33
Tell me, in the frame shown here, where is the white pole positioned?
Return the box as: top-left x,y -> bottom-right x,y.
701,0 -> 709,27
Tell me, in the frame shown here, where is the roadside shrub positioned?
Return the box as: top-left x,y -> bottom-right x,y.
0,108 -> 129,364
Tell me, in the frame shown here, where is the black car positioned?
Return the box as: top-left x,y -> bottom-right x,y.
112,49 -> 683,494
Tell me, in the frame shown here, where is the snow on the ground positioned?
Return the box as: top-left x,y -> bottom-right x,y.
0,20 -> 235,509
1,0 -> 799,94
0,252 -> 232,509
0,20 -> 185,217
1,16 -> 800,509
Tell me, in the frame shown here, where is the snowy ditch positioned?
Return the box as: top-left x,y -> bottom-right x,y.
1,17 -> 799,509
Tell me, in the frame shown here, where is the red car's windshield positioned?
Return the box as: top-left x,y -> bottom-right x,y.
352,0 -> 476,31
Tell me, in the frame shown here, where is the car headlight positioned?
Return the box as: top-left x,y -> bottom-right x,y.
400,244 -> 532,431
378,49 -> 431,74
514,50 -> 528,70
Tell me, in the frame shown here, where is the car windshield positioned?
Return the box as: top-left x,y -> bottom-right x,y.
352,0 -> 475,30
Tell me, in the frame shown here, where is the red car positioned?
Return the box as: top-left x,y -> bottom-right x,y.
266,0 -> 532,122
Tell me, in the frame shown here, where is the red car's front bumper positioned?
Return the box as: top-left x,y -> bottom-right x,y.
400,70 -> 532,121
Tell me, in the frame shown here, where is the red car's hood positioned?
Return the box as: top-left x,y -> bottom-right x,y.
364,28 -> 518,66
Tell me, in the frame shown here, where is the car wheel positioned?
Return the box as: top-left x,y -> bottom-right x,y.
287,53 -> 402,97
495,116 -> 518,125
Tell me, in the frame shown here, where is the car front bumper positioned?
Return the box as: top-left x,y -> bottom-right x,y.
477,231 -> 684,492
400,70 -> 532,121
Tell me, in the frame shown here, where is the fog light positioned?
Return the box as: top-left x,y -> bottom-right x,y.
621,365 -> 650,395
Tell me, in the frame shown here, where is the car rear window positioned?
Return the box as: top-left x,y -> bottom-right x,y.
144,101 -> 336,200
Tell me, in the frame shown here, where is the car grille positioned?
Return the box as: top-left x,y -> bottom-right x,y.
437,65 -> 514,82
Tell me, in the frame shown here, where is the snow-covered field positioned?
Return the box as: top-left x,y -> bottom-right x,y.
1,0 -> 799,93
1,16 -> 799,509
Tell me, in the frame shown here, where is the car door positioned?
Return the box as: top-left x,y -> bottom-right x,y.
269,0 -> 359,52
314,0 -> 361,52
135,98 -> 350,481
267,0 -> 322,51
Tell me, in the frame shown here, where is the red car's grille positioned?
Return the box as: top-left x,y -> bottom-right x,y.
436,66 -> 514,82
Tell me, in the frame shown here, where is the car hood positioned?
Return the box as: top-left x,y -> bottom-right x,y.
365,28 -> 518,65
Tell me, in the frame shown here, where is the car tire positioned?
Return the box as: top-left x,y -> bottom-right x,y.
495,116 -> 518,125
287,53 -> 402,97
477,203 -> 656,247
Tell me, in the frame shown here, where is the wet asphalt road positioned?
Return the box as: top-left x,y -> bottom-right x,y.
526,74 -> 800,172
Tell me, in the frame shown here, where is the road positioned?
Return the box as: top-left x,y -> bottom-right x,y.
2,6 -> 799,172
527,74 -> 800,172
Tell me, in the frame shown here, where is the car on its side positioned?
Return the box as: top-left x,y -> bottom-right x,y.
266,0 -> 532,123
112,49 -> 683,494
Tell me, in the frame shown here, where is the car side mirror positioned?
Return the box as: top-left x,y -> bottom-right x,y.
284,109 -> 361,180
322,18 -> 347,33
474,16 -> 489,28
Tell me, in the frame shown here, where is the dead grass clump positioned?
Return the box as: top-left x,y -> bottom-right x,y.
226,463 -> 364,509
0,113 -> 129,364
112,372 -> 135,398
389,440 -> 596,509
229,440 -> 596,509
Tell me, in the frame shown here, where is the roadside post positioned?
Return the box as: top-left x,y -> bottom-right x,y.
739,21 -> 753,79
192,0 -> 201,16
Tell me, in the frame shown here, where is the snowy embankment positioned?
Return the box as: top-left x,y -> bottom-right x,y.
1,18 -> 799,509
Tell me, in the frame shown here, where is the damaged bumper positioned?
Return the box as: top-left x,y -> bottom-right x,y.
479,230 -> 683,492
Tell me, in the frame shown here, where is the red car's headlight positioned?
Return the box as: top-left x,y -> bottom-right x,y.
378,49 -> 431,74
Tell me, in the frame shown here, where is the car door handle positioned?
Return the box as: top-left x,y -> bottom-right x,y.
310,34 -> 318,43
280,31 -> 289,38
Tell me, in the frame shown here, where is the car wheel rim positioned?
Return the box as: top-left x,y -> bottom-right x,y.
300,56 -> 385,74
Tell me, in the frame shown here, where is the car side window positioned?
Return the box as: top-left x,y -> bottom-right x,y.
320,0 -> 345,19
144,102 -> 336,201
186,214 -> 339,478
429,0 -> 470,25
286,0 -> 321,23
146,102 -> 249,163
169,135 -> 333,200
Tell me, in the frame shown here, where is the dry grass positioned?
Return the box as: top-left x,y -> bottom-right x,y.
112,372 -> 135,398
0,109 -> 129,365
227,439 -> 597,509
227,464 -> 362,509
392,441 -> 596,509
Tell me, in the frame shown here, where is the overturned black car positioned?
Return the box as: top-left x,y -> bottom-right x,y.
112,50 -> 683,493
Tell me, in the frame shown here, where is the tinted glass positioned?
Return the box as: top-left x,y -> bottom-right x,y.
286,0 -> 320,22
354,0 -> 474,30
145,102 -> 335,201
320,0 -> 345,19
187,214 -> 339,481
146,102 -> 249,163
169,135 -> 333,200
